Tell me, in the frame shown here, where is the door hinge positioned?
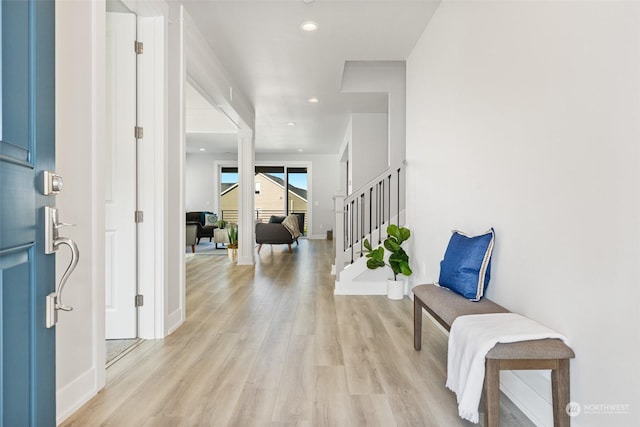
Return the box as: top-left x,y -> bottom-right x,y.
135,210 -> 144,223
134,126 -> 144,139
134,40 -> 144,54
135,294 -> 144,307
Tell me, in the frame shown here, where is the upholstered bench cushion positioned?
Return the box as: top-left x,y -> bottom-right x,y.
412,284 -> 509,330
487,338 -> 575,359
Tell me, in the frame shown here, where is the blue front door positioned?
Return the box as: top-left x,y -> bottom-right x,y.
0,0 -> 56,425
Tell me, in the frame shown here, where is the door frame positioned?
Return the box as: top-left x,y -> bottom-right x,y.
55,4 -> 185,422
137,15 -> 180,339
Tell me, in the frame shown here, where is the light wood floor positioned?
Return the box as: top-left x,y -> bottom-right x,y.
62,239 -> 534,427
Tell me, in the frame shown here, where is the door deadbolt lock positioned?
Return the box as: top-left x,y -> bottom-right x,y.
43,170 -> 63,195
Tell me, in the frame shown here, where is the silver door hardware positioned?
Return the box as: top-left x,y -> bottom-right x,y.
134,40 -> 144,54
135,294 -> 144,307
44,206 -> 80,328
134,210 -> 144,223
43,170 -> 63,195
134,126 -> 143,139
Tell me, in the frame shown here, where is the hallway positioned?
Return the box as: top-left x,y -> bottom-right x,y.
62,240 -> 532,426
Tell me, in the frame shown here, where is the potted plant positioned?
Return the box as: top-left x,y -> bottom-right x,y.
227,225 -> 238,262
216,219 -> 228,229
363,224 -> 412,300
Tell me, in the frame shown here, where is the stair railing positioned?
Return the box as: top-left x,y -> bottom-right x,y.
333,161 -> 406,277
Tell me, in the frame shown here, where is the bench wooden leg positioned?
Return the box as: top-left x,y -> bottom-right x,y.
191,245 -> 195,253
552,359 -> 571,427
414,297 -> 422,350
257,244 -> 263,254
484,359 -> 500,427
287,243 -> 292,253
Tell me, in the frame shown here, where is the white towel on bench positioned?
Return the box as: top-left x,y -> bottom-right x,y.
446,313 -> 568,423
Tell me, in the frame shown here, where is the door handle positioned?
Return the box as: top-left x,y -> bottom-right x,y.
44,206 -> 80,328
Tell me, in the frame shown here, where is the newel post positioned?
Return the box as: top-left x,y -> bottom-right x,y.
333,192 -> 346,277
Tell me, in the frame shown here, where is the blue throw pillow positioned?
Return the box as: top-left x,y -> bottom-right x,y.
438,228 -> 495,301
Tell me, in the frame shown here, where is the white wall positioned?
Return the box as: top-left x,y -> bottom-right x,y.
185,152 -> 237,212
351,113 -> 388,191
164,2 -> 185,335
339,117 -> 352,194
407,2 -> 640,427
342,61 -> 405,167
55,0 -> 106,422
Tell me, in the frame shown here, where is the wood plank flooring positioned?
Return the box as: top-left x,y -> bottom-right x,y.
61,240 -> 534,426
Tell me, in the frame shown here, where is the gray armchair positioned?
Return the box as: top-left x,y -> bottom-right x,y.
186,211 -> 217,244
255,214 -> 303,254
186,223 -> 198,253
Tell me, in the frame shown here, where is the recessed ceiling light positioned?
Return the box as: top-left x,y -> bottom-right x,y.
287,122 -> 296,126
303,0 -> 315,4
199,148 -> 206,151
300,21 -> 318,32
297,149 -> 304,152
308,97 -> 319,103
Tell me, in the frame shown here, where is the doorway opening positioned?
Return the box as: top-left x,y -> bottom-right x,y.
104,7 -> 140,366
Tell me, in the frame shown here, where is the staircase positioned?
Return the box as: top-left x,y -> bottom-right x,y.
332,162 -> 406,295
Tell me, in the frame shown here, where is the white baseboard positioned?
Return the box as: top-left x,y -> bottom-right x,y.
307,234 -> 327,240
56,367 -> 98,424
500,370 -> 554,427
166,307 -> 183,335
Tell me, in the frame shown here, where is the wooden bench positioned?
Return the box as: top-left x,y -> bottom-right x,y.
413,284 -> 575,427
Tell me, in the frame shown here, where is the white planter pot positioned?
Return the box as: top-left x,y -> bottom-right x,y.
227,247 -> 238,263
387,279 -> 404,300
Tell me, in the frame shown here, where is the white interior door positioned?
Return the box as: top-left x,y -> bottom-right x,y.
105,12 -> 137,339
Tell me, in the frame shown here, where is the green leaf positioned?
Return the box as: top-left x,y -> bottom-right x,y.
398,227 -> 411,244
366,258 -> 385,270
399,262 -> 413,276
374,247 -> 385,260
367,247 -> 384,262
384,239 -> 401,252
389,247 -> 408,261
363,239 -> 372,251
388,258 -> 402,275
387,224 -> 400,239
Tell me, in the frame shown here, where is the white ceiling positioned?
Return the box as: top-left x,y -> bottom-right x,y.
185,83 -> 239,154
183,0 -> 439,155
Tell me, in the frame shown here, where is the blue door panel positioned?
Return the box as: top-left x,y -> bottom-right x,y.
0,162 -> 35,250
1,251 -> 31,426
1,0 -> 30,151
0,0 -> 56,425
